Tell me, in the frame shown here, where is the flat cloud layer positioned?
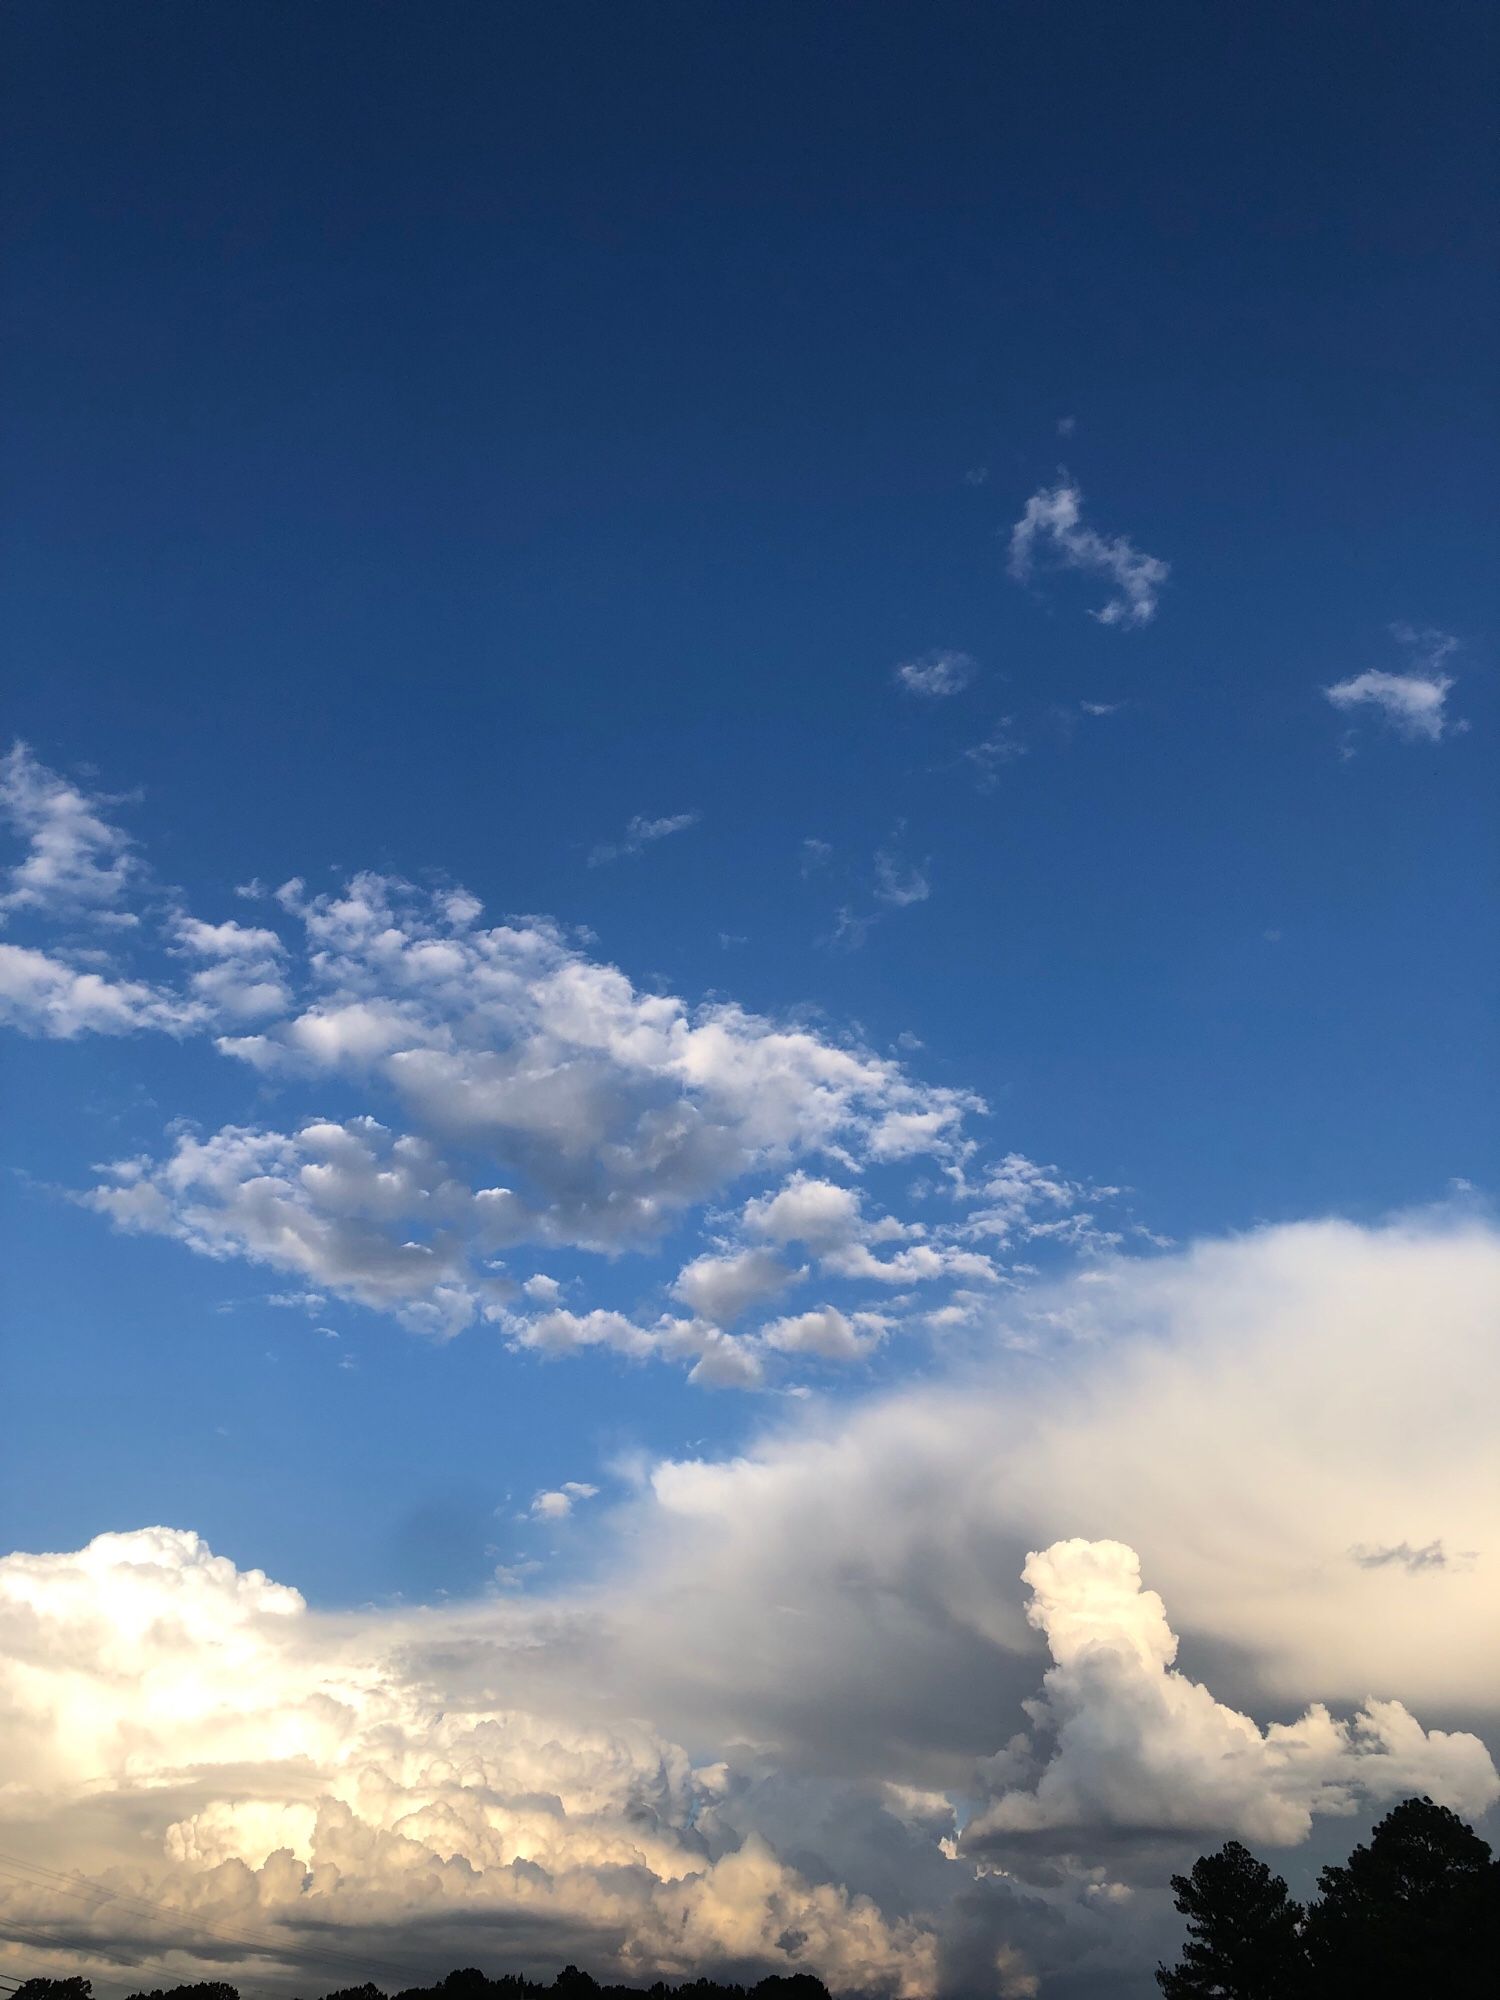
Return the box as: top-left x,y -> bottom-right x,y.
2,1216 -> 1496,1998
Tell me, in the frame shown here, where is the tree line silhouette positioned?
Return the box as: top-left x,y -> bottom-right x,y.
1157,1795 -> 1499,1997
11,1970 -> 834,2000
8,1804 -> 1497,2000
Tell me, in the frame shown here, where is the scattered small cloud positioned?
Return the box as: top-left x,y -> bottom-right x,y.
799,836 -> 833,876
589,811 -> 700,866
530,1481 -> 600,1522
1079,700 -> 1123,717
965,720 -> 1026,790
873,849 -> 931,908
1349,1539 -> 1471,1574
894,650 -> 977,698
1056,415 -> 1077,437
1325,673 -> 1452,742
1007,479 -> 1169,627
823,904 -> 879,954
1325,625 -> 1463,747
964,465 -> 990,486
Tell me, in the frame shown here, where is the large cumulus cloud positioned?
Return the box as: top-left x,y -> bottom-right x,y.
2,1218 -> 1496,1998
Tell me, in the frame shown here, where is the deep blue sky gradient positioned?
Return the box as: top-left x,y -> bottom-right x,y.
2,1 -> 1495,1602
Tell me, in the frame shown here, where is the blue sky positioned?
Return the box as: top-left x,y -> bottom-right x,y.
1,8 -> 1496,1997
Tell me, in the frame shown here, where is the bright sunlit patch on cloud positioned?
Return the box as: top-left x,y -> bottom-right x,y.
0,1218 -> 1496,1995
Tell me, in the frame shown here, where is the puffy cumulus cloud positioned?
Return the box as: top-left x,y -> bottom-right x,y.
0,741 -> 141,920
672,1246 -> 806,1324
0,1529 -> 937,1998
4,1220 -> 1498,1996
169,914 -> 292,1022
570,1216 -> 1500,1794
501,1305 -> 767,1391
758,1306 -> 888,1363
86,1118 -> 522,1337
0,750 -> 1117,1383
965,1539 -> 1498,1854
1007,481 -> 1169,628
744,1174 -> 866,1250
219,874 -> 979,1242
0,942 -> 202,1038
531,1483 -> 599,1521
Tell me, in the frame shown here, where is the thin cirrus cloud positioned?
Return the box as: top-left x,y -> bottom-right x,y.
588,810 -> 700,865
1,1214 -> 1495,1997
1007,478 -> 1169,627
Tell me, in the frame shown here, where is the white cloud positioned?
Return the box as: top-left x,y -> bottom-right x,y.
0,742 -> 140,919
744,1174 -> 866,1249
0,941 -> 201,1038
589,811 -> 700,866
672,1245 -> 805,1323
70,873 -> 989,1369
171,912 -> 292,1020
1007,481 -> 1169,628
1324,669 -> 1454,742
0,754 -> 1123,1383
596,1216 -> 1500,1794
1,1219 -> 1496,1996
966,1538 -> 1498,1852
0,1527 -> 936,1997
531,1482 -> 600,1521
758,1306 -> 887,1363
964,720 -> 1025,790
894,651 -> 977,698
1325,626 -> 1462,744
87,1117 -> 522,1337
873,850 -> 931,908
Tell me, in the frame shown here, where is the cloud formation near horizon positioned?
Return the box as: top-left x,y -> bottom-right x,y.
0,1215 -> 1496,1998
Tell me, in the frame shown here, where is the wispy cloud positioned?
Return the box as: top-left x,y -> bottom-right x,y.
893,649 -> 977,698
1325,628 -> 1461,744
873,849 -> 931,907
588,811 -> 700,866
1007,479 -> 1169,627
1349,1538 -> 1466,1573
964,719 -> 1026,790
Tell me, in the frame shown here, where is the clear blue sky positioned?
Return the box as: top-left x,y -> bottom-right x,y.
2,0 -> 1494,1612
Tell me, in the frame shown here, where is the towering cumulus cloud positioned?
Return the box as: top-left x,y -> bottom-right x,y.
1,1218 -> 1496,1997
